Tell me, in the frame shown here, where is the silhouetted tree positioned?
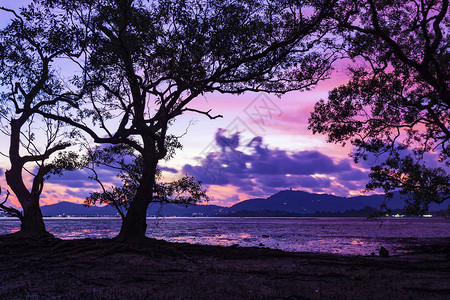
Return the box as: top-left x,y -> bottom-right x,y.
36,0 -> 336,243
0,3 -> 83,236
309,0 -> 449,214
84,144 -> 209,219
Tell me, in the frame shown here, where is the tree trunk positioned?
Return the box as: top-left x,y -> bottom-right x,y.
5,169 -> 50,238
116,157 -> 157,245
116,193 -> 150,244
19,198 -> 50,237
5,118 -> 52,238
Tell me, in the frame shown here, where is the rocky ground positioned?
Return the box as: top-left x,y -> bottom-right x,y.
0,235 -> 449,299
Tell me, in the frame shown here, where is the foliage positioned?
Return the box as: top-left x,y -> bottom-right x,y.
84,144 -> 209,219
309,0 -> 449,214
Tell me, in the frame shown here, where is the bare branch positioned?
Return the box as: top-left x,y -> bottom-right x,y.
22,142 -> 71,164
182,108 -> 223,120
0,188 -> 24,221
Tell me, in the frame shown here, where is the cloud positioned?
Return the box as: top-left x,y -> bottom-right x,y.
47,166 -> 120,189
48,170 -> 93,188
335,169 -> 369,182
356,144 -> 446,171
159,166 -> 178,173
66,189 -> 92,199
182,129 -> 369,199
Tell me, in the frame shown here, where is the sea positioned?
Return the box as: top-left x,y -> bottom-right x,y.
0,217 -> 448,256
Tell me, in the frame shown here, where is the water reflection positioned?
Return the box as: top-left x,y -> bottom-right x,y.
45,218 -> 122,240
350,239 -> 365,245
8,226 -> 20,234
0,217 -> 448,256
145,217 -> 449,256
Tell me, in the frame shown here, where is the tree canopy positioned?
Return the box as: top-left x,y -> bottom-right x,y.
84,144 -> 209,220
309,0 -> 449,214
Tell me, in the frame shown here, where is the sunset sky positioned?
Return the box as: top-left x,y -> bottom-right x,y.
0,1 -> 376,208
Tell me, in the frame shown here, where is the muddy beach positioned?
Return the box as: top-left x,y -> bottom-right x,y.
0,235 -> 449,299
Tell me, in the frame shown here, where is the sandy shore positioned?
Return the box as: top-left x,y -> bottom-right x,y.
0,235 -> 449,299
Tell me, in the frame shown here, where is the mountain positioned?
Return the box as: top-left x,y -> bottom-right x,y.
230,190 -> 445,214
40,190 -> 447,217
41,202 -> 117,216
40,201 -> 227,217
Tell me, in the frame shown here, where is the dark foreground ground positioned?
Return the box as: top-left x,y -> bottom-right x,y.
0,235 -> 449,299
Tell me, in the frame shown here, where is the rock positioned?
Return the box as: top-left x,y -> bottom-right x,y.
379,246 -> 389,257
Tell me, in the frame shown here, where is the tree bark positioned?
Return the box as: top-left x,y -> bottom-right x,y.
116,155 -> 157,244
116,192 -> 151,244
5,119 -> 51,238
19,198 -> 49,237
4,167 -> 51,238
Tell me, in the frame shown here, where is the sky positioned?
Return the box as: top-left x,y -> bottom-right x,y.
162,73 -> 373,207
0,1 -> 377,208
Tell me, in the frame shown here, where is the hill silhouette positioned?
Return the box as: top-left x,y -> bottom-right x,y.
229,190 -> 408,213
39,190 -> 446,217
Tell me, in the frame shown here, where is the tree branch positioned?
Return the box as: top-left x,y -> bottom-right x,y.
22,142 -> 71,164
0,189 -> 24,222
182,108 -> 223,120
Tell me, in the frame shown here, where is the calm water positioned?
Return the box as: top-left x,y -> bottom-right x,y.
0,217 -> 448,255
